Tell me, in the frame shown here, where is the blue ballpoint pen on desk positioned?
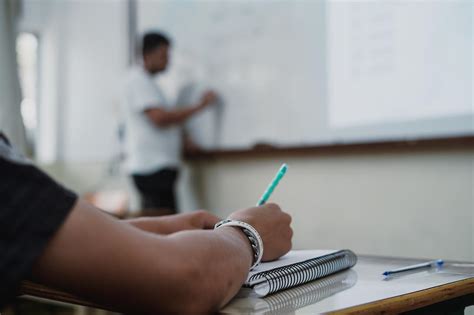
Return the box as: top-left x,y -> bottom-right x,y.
256,163 -> 288,206
383,259 -> 444,277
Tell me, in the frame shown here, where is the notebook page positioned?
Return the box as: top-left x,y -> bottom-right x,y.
246,249 -> 337,282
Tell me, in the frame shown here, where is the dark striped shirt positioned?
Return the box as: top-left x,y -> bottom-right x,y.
0,133 -> 77,308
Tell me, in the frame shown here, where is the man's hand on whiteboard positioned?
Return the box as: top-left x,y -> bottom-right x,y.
199,90 -> 218,109
228,203 -> 293,262
144,90 -> 218,127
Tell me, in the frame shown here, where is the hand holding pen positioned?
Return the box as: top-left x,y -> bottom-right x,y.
228,163 -> 292,261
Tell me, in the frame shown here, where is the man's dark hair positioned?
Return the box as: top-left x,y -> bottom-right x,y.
142,32 -> 171,56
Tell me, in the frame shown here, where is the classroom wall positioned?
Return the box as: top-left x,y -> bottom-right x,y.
39,145 -> 473,262
189,147 -> 474,262
0,0 -> 26,152
20,0 -> 63,162
19,0 -> 128,163
58,0 -> 127,162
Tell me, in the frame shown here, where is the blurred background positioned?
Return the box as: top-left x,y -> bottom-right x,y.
0,0 -> 472,313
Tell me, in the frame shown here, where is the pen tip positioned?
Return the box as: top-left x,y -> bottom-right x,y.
382,272 -> 389,276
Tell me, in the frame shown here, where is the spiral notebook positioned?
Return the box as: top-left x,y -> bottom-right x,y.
244,249 -> 357,297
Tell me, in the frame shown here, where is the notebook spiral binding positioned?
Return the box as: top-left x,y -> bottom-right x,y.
248,249 -> 357,296
262,269 -> 358,314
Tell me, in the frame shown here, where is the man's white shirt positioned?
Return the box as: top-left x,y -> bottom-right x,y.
123,66 -> 181,175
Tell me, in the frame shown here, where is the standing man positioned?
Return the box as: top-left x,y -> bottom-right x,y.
124,32 -> 216,216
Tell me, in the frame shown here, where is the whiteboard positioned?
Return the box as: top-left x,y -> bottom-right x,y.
138,0 -> 473,150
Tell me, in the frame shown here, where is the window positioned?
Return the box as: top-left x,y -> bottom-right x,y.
16,32 -> 39,155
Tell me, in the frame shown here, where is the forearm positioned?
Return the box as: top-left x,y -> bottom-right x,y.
126,216 -> 172,234
165,227 -> 253,310
126,211 -> 220,235
31,199 -> 252,314
146,103 -> 203,127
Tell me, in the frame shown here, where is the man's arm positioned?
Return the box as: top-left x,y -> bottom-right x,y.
31,199 -> 291,314
146,90 -> 216,127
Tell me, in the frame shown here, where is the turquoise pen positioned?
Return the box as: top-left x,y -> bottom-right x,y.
256,163 -> 288,206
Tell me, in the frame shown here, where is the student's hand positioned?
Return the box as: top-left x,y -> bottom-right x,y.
228,203 -> 293,262
127,210 -> 221,235
199,90 -> 217,108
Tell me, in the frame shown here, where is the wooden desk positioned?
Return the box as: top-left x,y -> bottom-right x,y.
18,255 -> 474,314
18,281 -> 102,310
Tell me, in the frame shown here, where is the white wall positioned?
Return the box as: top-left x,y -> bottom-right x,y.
20,0 -> 61,162
19,0 -> 129,163
0,0 -> 26,151
60,0 -> 127,162
190,147 -> 474,261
